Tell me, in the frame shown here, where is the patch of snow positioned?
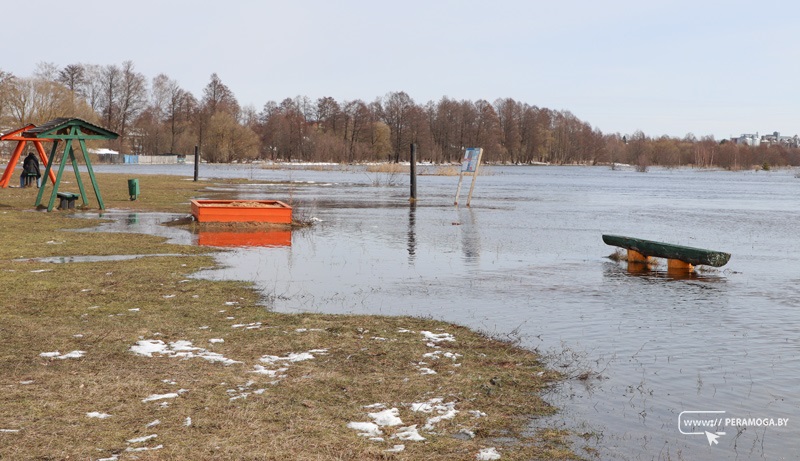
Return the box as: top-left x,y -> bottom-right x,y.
362,403 -> 385,409
477,447 -> 501,460
421,331 -> 455,343
393,425 -> 425,441
0,429 -> 20,433
418,367 -> 437,375
130,340 -> 168,357
127,434 -> 157,444
146,419 -> 161,427
469,410 -> 487,418
260,349 -> 327,364
209,338 -> 224,343
130,339 -> 240,365
368,408 -> 403,426
126,444 -> 163,452
458,429 -> 476,439
385,444 -> 405,452
184,417 -> 192,427
347,421 -> 382,437
39,350 -> 85,360
250,365 -> 288,377
142,392 -> 182,403
86,412 -> 112,419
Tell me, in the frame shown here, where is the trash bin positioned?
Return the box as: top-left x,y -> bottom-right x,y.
128,178 -> 139,200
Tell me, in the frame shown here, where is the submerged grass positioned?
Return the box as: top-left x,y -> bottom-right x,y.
0,171 -> 577,460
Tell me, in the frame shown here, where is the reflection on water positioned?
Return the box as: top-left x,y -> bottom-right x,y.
90,164 -> 800,460
407,204 -> 416,263
196,229 -> 291,247
457,207 -> 481,266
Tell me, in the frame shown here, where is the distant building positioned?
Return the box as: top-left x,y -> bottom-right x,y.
730,131 -> 800,148
760,131 -> 799,148
733,133 -> 760,146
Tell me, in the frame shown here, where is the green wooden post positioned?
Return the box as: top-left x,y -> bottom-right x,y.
79,138 -> 104,209
67,142 -> 89,207
46,140 -> 73,211
35,140 -> 59,208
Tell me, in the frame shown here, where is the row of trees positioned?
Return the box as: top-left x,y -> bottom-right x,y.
2,62 -> 800,168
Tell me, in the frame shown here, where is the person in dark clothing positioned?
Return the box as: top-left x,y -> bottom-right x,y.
21,152 -> 41,188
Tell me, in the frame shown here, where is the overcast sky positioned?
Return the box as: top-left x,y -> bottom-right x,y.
3,0 -> 799,139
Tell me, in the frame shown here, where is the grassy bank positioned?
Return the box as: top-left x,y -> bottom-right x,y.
0,172 -> 577,460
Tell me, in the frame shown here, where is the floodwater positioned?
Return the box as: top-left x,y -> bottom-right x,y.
91,163 -> 800,460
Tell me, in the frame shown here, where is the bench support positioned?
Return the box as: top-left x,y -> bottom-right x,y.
667,259 -> 693,273
627,249 -> 653,264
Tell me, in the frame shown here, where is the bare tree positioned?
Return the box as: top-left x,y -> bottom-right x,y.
381,91 -> 415,162
117,61 -> 147,152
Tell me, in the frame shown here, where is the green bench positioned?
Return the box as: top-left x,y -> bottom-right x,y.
56,192 -> 80,210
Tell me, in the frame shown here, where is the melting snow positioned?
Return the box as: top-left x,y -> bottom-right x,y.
394,425 -> 425,441
127,434 -> 157,444
141,391 -> 186,403
259,349 -> 327,364
39,350 -> 85,360
347,421 -> 382,437
126,444 -> 163,452
368,408 -> 403,427
130,340 -> 240,365
385,445 -> 405,452
86,412 -> 112,419
421,331 -> 455,343
477,447 -> 501,460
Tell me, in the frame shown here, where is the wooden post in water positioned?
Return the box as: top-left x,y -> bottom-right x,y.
194,146 -> 199,181
409,143 -> 417,202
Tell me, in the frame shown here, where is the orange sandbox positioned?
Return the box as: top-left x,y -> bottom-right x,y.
191,200 -> 292,223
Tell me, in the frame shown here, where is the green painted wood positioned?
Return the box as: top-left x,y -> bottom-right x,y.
79,138 -> 104,209
35,140 -> 59,207
30,120 -> 114,211
22,118 -> 118,141
602,234 -> 731,267
46,139 -> 72,211
67,141 -> 88,207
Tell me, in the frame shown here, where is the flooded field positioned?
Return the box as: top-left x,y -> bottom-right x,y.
92,163 -> 800,460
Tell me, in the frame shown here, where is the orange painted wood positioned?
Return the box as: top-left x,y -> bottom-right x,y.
627,249 -> 653,264
191,200 -> 292,223
197,230 -> 291,247
0,141 -> 25,188
32,140 -> 57,185
667,259 -> 694,272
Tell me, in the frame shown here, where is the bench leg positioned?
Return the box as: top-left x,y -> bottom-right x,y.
667,259 -> 693,273
627,250 -> 653,264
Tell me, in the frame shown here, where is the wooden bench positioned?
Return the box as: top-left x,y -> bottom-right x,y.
602,234 -> 731,272
56,192 -> 80,210
23,172 -> 38,187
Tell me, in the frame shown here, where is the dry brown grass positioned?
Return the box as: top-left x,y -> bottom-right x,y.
0,171 -> 577,460
366,163 -> 406,174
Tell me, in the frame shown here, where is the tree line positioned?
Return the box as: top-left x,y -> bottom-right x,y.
1,62 -> 799,169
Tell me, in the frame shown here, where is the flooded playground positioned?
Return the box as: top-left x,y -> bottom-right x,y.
81,163 -> 800,460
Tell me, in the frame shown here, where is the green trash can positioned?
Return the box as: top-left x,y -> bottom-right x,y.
128,178 -> 139,201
